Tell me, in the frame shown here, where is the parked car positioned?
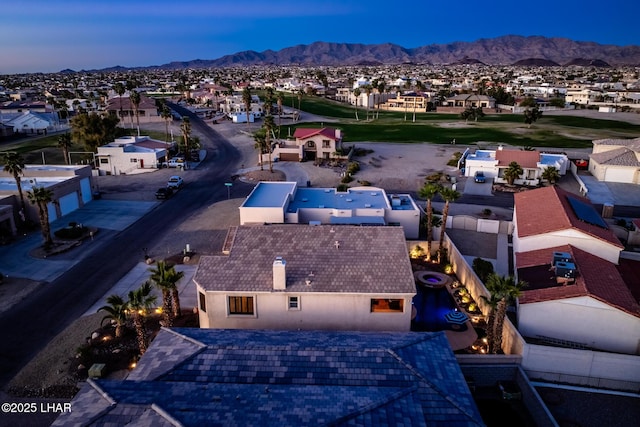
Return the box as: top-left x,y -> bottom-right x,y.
167,176 -> 184,189
474,171 -> 486,183
155,187 -> 174,200
163,157 -> 185,168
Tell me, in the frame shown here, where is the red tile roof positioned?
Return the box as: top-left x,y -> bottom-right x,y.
514,186 -> 622,248
517,245 -> 640,317
293,127 -> 340,140
495,149 -> 540,169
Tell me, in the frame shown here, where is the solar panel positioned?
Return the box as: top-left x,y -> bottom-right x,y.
567,196 -> 608,229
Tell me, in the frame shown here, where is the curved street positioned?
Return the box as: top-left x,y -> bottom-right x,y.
0,105 -> 249,389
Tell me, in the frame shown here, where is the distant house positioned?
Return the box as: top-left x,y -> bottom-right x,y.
442,94 -> 496,110
53,328 -> 484,426
105,94 -> 163,124
464,148 -> 568,186
96,135 -> 173,175
378,91 -> 433,112
1,111 -> 56,134
194,225 -> 416,331
588,137 -> 640,184
239,181 -> 420,239
269,127 -> 343,162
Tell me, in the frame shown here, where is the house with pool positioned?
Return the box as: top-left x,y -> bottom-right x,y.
463,147 -> 569,186
193,224 -> 416,331
238,181 -> 420,239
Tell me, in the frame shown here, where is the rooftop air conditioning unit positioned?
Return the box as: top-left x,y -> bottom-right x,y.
552,251 -> 572,266
555,261 -> 576,284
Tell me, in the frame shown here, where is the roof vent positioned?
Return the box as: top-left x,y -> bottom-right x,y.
364,204 -> 371,208
334,240 -> 340,249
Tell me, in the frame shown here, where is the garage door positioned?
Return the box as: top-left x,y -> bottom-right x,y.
604,167 -> 633,183
59,192 -> 80,216
279,153 -> 300,161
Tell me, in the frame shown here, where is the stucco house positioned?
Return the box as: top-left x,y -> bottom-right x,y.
443,94 -> 496,109
269,127 -> 343,162
512,186 -> 639,355
588,137 -> 640,184
105,94 -> 163,124
239,182 -> 420,239
194,224 -> 416,331
464,148 -> 569,186
1,111 -> 58,134
96,135 -> 173,175
53,328 -> 484,426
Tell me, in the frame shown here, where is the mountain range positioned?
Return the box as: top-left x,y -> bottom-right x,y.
93,35 -> 640,72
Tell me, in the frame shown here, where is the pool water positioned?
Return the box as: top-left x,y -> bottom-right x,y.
411,285 -> 464,332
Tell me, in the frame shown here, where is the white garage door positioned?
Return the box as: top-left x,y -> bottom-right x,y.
604,167 -> 633,183
59,192 -> 79,216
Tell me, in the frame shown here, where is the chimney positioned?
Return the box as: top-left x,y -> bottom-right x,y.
273,257 -> 286,290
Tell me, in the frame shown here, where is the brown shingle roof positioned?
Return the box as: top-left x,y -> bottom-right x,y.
194,225 -> 415,294
517,245 -> 640,317
495,149 -> 540,169
590,147 -> 640,167
514,186 -> 622,248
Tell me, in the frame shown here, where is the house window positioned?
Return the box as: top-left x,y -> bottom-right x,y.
100,158 -> 109,164
199,292 -> 206,313
288,296 -> 300,310
526,169 -> 536,179
322,140 -> 331,148
130,158 -> 138,163
228,296 -> 254,315
307,141 -> 315,148
370,299 -> 404,313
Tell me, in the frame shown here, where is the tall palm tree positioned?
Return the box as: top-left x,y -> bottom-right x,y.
160,103 -> 172,164
129,90 -> 141,137
276,91 -> 284,136
57,133 -> 73,165
2,152 -> 27,219
437,187 -> 461,263
149,261 -> 179,326
263,114 -> 276,173
127,281 -> 157,356
479,293 -> 500,354
352,88 -> 361,121
485,274 -> 527,354
297,88 -> 304,121
541,166 -> 561,185
26,186 -> 54,248
376,81 -> 385,119
503,161 -> 523,186
253,128 -> 267,171
113,82 -> 125,122
418,182 -> 440,261
362,84 -> 373,121
242,86 -> 252,129
99,294 -> 128,338
180,117 -> 191,159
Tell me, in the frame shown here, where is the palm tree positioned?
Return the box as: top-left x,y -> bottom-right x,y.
418,182 -> 440,261
129,90 -> 141,137
479,293 -> 500,354
2,152 -> 27,219
113,82 -> 125,122
503,161 -> 523,186
541,166 -> 561,185
242,86 -> 252,129
57,133 -> 72,165
276,91 -> 284,136
180,117 -> 191,159
127,281 -> 157,356
297,88 -> 304,120
437,187 -> 461,263
26,186 -> 54,248
253,128 -> 267,171
352,88 -> 361,121
485,274 -> 527,354
523,106 -> 543,128
148,261 -> 183,326
362,84 -> 373,121
99,294 -> 128,338
376,82 -> 385,119
160,103 -> 172,164
263,114 -> 276,173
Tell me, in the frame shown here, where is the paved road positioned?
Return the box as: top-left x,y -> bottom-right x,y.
0,106 -> 248,390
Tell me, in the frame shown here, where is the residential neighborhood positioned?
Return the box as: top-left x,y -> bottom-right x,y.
1,62 -> 640,426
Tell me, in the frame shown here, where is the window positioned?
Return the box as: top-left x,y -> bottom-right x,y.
199,292 -> 206,313
288,296 -> 300,310
370,299 -> 404,313
322,140 -> 331,148
307,141 -> 315,148
130,158 -> 138,163
526,169 -> 536,179
100,158 -> 109,164
228,296 -> 254,315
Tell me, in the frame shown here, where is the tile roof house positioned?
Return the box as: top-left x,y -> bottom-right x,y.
513,186 -> 623,264
194,225 -> 417,331
588,137 -> 640,184
105,94 -> 163,124
96,135 -> 174,175
516,244 -> 640,354
269,127 -> 343,162
53,328 -> 484,427
463,148 -> 568,186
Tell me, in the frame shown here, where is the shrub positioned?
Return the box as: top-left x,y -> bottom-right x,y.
336,184 -> 349,192
341,175 -> 353,183
54,225 -> 88,239
346,161 -> 360,174
357,180 -> 371,186
472,257 -> 494,282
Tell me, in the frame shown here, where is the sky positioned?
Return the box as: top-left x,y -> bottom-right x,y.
1,0 -> 638,75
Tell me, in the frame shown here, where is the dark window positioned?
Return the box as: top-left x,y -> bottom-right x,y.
229,296 -> 254,315
199,292 -> 206,313
288,296 -> 299,310
100,158 -> 109,164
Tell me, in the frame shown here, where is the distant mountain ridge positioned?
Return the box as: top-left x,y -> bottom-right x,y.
92,35 -> 640,72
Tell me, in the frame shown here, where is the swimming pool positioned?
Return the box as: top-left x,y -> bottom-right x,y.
411,285 -> 463,332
